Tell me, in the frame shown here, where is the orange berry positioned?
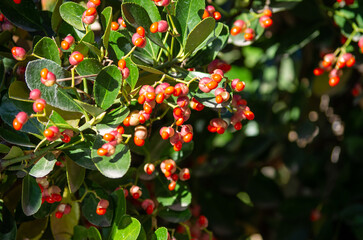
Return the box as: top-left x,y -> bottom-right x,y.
236,81 -> 245,91
215,95 -> 223,103
211,73 -> 222,82
263,9 -> 272,17
168,181 -> 176,191
86,7 -> 97,16
202,10 -> 210,19
139,114 -> 146,124
40,68 -> 48,79
73,53 -> 84,62
13,118 -> 23,131
118,59 -> 126,69
96,207 -> 107,215
176,118 -> 184,126
173,141 -> 182,151
322,60 -> 331,68
137,26 -> 145,37
234,122 -> 242,130
216,127 -> 225,134
174,108 -> 183,117
103,133 -> 115,142
44,129 -> 55,138
213,11 -> 221,21
165,86 -> 175,95
329,76 -> 340,87
111,22 -> 119,31
134,136 -> 145,146
244,32 -> 254,41
35,102 -> 45,112
117,126 -> 125,134
90,0 -> 101,5
244,110 -> 255,120
150,22 -> 158,33
123,116 -> 130,127
156,93 -> 165,104
173,87 -> 182,96
61,40 -> 70,50
346,57 -> 355,67
183,132 -> 193,143
206,80 -> 218,90
134,37 -> 145,47
313,68 -> 324,76
143,104 -> 152,114
138,95 -> 146,104
165,163 -> 173,171
146,92 -> 155,101
161,131 -> 169,140
97,148 -> 108,156
164,170 -> 171,178
230,26 -> 242,36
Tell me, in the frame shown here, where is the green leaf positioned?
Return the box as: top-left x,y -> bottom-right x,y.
131,56 -> 166,75
158,208 -> 192,223
91,135 -> 131,178
125,57 -> 139,89
0,128 -> 34,148
0,0 -> 43,31
3,146 -> 23,160
25,59 -> 84,113
51,0 -> 63,32
22,174 -> 42,216
29,153 -> 57,178
75,58 -> 103,80
184,17 -> 216,56
0,200 -> 17,240
109,190 -> 127,240
0,144 -> 10,153
108,31 -> 132,61
50,194 -> 80,239
152,227 -> 169,240
88,227 -> 102,240
82,193 -> 113,227
73,99 -> 104,117
63,134 -> 96,170
58,21 -> 86,41
73,30 -> 95,56
155,176 -> 191,209
112,215 -> 141,240
33,37 -> 61,65
94,65 -> 122,110
175,0 -> 205,45
73,226 -> 88,240
59,2 -> 86,31
101,7 -> 113,50
124,0 -> 161,23
121,2 -> 164,50
0,95 -> 45,135
8,81 -> 31,102
47,110 -> 75,130
16,217 -> 48,240
96,105 -> 130,134
65,155 -> 85,193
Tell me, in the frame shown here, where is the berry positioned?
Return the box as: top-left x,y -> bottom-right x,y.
61,133 -> 71,143
215,95 -> 223,104
206,80 -> 218,90
33,99 -> 46,112
11,47 -> 26,61
13,0 -> 21,4
179,168 -> 190,181
173,141 -> 183,151
168,181 -> 176,191
171,173 -> 178,181
157,20 -> 169,33
103,133 -> 115,142
230,26 -> 242,36
259,16 -> 273,28
13,119 -> 23,131
96,207 -> 107,215
111,22 -> 119,31
211,73 -> 223,82
198,215 -> 208,229
117,125 -> 125,134
134,38 -> 145,47
244,28 -> 255,41
202,10 -> 210,19
313,68 -> 324,76
346,57 -> 355,67
213,11 -> 221,20
141,199 -> 155,215
263,8 -> 272,17
244,110 -> 255,120
234,122 -> 242,130
183,132 -> 193,143
61,41 -> 70,50
55,211 -> 63,219
150,22 -> 158,33
97,148 -> 108,156
40,68 -> 48,79
134,136 -> 145,146
144,163 -> 155,175
165,86 -> 175,95
329,76 -> 340,87
69,51 -> 84,65
118,59 -> 126,69
44,129 -> 55,138
137,26 -> 145,37
85,7 -> 97,16
130,185 -> 142,199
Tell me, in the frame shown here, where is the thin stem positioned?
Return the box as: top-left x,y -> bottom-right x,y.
180,223 -> 192,240
57,74 -> 98,82
124,45 -> 137,59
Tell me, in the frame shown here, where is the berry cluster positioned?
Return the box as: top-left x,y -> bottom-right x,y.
97,125 -> 124,156
176,205 -> 210,239
132,26 -> 147,48
160,159 -> 190,191
336,0 -> 354,5
202,5 -> 221,21
0,13 -> 14,32
55,203 -> 72,219
150,20 -> 169,33
36,177 -> 62,204
152,0 -> 170,7
96,199 -> 109,215
61,35 -> 75,50
82,0 -> 99,25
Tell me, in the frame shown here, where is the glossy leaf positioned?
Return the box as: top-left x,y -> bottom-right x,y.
29,153 -> 57,178
73,100 -> 104,117
88,227 -> 102,240
75,58 -> 103,80
0,95 -> 45,135
51,0 -> 63,32
47,110 -> 75,130
101,7 -> 112,50
125,57 -> 139,89
152,227 -> 169,240
50,193 -> 80,239
74,30 -> 95,56
33,37 -> 61,65
124,0 -> 161,23
16,218 -> 48,240
63,134 -> 96,170
73,226 -> 88,240
122,2 -> 164,51
175,0 -> 205,45
155,176 -> 191,209
94,65 -> 122,110
109,189 -> 127,239
108,31 -> 132,61
82,193 -> 113,227
65,155 -> 85,193
184,17 -> 216,56
0,128 -> 34,148
158,208 -> 192,223
0,200 -> 17,240
111,215 -> 141,240
0,0 -> 43,31
22,174 -> 41,216
91,135 -> 131,179
8,81 -> 31,102
25,59 -> 84,113
59,2 -> 86,31
96,105 -> 130,134
3,146 -> 23,160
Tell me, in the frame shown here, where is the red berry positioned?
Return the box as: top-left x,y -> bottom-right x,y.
111,22 -> 119,31
117,126 -> 125,134
13,118 -> 23,131
263,9 -> 272,17
137,26 -> 145,37
168,181 -> 176,191
146,205 -> 153,215
230,26 -> 242,36
213,11 -> 221,20
134,136 -> 145,146
173,141 -> 183,151
13,0 -> 21,4
96,207 -> 107,215
55,211 -> 63,218
61,133 -> 71,143
244,110 -> 255,120
329,76 -> 340,87
313,68 -> 324,76
183,132 -> 193,143
234,122 -> 242,130
97,148 -> 108,156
